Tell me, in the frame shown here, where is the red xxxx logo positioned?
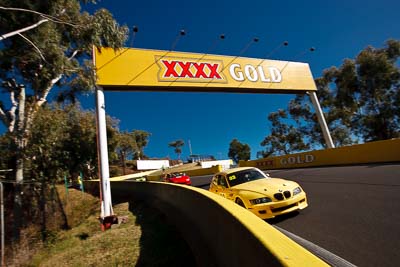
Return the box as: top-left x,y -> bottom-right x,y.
157,57 -> 226,83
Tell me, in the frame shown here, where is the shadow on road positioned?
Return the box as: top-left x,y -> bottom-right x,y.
264,210 -> 300,225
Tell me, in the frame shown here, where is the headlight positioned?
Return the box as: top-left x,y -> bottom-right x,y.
250,197 -> 272,205
293,187 -> 302,196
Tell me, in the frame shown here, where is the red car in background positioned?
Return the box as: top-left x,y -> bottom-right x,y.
164,172 -> 191,185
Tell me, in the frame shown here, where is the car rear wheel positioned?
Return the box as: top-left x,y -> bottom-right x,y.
235,198 -> 246,208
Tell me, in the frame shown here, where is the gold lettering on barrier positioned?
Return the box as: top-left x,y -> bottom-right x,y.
280,154 -> 315,165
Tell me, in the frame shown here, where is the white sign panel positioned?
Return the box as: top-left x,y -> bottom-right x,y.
201,160 -> 233,170
137,160 -> 170,170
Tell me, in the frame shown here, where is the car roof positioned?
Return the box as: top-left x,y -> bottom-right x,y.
218,167 -> 257,175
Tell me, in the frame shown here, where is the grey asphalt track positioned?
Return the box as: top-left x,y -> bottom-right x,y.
192,163 -> 400,267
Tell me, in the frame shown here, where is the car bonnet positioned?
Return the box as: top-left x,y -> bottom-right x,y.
232,178 -> 298,192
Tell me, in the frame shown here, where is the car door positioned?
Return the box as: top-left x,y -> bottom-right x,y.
211,174 -> 228,198
223,174 -> 236,201
209,175 -> 221,192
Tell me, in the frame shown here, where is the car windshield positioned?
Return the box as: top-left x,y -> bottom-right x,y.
227,168 -> 268,187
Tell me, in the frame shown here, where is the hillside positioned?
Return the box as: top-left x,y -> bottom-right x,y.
6,185 -> 196,266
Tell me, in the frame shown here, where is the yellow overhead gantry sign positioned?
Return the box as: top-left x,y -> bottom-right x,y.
94,47 -> 317,93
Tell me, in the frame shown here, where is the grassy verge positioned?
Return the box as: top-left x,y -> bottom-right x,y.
7,186 -> 196,267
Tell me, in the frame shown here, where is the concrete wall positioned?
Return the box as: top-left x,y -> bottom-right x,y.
200,160 -> 232,170
83,140 -> 400,265
185,164 -> 222,176
146,165 -> 223,181
239,138 -> 400,170
137,160 -> 169,170
85,181 -> 328,266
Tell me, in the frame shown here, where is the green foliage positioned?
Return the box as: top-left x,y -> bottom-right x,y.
0,0 -> 128,241
116,131 -> 138,160
258,109 -> 310,158
132,130 -> 151,159
0,102 -> 152,181
114,129 -> 151,171
228,138 -> 251,163
168,139 -> 184,159
0,0 -> 128,99
0,133 -> 14,172
0,0 -> 128,182
27,105 -> 69,180
259,39 -> 400,157
25,103 -> 119,181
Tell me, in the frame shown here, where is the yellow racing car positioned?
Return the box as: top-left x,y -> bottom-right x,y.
209,167 -> 308,219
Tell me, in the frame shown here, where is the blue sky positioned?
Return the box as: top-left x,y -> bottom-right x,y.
2,0 -> 400,160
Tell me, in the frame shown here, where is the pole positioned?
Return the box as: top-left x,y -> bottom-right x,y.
308,91 -> 335,149
79,172 -> 84,193
188,140 -> 193,155
64,174 -> 69,196
0,182 -> 4,267
95,86 -> 113,219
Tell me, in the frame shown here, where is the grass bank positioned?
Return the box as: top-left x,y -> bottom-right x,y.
6,185 -> 196,266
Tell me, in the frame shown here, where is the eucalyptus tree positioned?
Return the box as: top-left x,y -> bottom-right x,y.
259,39 -> 400,157
0,133 -> 13,173
228,138 -> 251,163
0,0 -> 128,240
169,139 -> 185,159
116,131 -> 138,174
258,109 -> 310,157
0,0 -> 128,183
132,130 -> 151,160
51,104 -> 120,180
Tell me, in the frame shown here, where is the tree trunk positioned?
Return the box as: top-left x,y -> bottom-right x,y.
13,85 -> 26,242
15,151 -> 24,183
12,142 -> 24,241
121,152 -> 126,175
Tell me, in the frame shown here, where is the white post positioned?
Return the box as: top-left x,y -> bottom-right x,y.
188,139 -> 193,155
308,91 -> 335,149
0,182 -> 4,267
95,86 -> 113,218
